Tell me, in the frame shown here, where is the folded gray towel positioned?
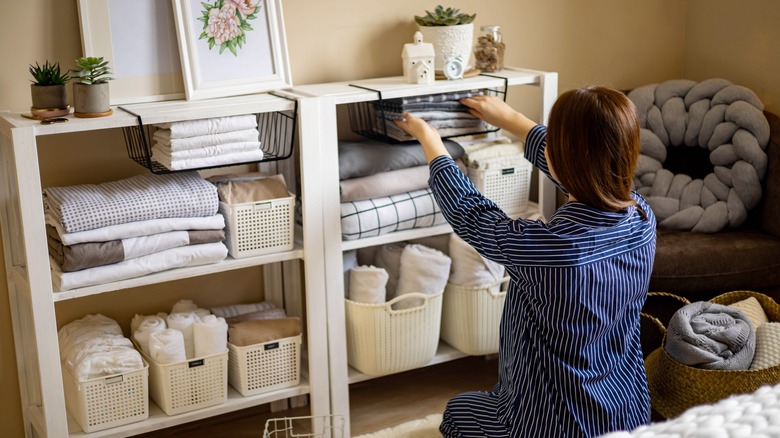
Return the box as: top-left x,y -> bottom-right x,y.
665,301 -> 755,370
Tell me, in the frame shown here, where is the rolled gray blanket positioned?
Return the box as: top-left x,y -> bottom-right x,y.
665,301 -> 755,370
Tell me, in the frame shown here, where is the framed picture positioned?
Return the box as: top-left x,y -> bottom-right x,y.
172,0 -> 293,101
77,0 -> 185,105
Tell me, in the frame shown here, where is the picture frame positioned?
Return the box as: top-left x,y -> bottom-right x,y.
172,0 -> 293,101
77,0 -> 185,105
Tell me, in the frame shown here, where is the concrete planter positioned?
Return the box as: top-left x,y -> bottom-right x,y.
73,82 -> 110,115
30,84 -> 68,110
418,23 -> 474,72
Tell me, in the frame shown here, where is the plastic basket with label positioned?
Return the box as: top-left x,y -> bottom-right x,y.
219,192 -> 295,258
228,334 -> 301,397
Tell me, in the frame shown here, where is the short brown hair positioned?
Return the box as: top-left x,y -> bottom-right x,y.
546,86 -> 640,212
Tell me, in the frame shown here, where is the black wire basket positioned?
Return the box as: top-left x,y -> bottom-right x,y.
347,84 -> 507,144
119,101 -> 297,174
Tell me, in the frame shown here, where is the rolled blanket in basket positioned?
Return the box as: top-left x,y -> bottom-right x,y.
154,114 -> 258,138
224,308 -> 288,325
348,265 -> 389,304
193,314 -> 228,357
148,328 -> 187,364
373,243 -> 406,301
46,213 -> 226,246
209,301 -> 277,318
448,234 -> 505,288
167,312 -> 196,359
43,172 -> 219,233
750,323 -> 780,370
228,317 -> 302,347
729,296 -> 769,329
153,127 -> 260,151
395,244 -> 451,310
132,315 -> 167,355
665,301 -> 755,370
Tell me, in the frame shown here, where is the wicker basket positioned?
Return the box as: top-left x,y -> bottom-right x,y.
644,290 -> 780,419
345,292 -> 443,376
440,277 -> 508,355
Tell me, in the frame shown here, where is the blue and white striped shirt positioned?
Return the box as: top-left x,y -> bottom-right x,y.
429,125 -> 656,437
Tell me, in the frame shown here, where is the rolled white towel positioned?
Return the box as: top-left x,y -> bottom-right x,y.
171,299 -> 199,314
193,314 -> 228,357
348,265 -> 389,304
395,244 -> 451,309
132,316 -> 167,355
166,312 -> 196,358
192,308 -> 212,321
448,234 -> 505,287
130,314 -> 145,335
149,329 -> 187,364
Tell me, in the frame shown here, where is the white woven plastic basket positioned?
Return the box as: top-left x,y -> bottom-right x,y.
441,277 -> 509,356
219,192 -> 295,259
345,292 -> 443,376
468,156 -> 532,215
228,334 -> 301,397
136,345 -> 228,416
62,363 -> 149,433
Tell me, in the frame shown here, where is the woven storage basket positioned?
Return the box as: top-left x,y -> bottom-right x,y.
441,277 -> 508,355
218,192 -> 295,259
467,155 -> 532,215
345,291 -> 443,376
228,334 -> 301,397
644,290 -> 780,419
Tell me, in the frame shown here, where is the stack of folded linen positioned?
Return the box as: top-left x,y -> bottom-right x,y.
58,314 -> 144,381
373,90 -> 488,142
151,114 -> 264,171
338,138 -> 467,240
44,172 -> 228,291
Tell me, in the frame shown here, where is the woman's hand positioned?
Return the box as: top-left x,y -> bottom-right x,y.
460,95 -> 537,140
393,113 -> 451,163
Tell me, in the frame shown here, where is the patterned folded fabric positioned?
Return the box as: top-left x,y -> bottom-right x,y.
43,172 -> 219,233
340,188 -> 447,240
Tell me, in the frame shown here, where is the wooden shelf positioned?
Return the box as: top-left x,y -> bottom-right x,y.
347,342 -> 470,385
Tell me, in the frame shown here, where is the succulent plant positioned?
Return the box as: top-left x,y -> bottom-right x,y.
72,57 -> 113,85
415,5 -> 476,26
29,61 -> 70,86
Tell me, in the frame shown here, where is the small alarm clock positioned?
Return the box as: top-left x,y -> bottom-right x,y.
443,56 -> 465,80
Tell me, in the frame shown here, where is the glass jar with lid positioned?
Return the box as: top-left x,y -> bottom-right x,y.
474,25 -> 505,73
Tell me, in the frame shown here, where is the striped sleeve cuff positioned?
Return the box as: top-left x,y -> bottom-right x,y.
429,155 -> 458,178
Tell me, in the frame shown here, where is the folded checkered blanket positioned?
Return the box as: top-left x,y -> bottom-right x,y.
340,188 -> 447,240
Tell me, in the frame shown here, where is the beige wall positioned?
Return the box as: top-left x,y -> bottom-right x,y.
684,0 -> 780,114
7,0 -> 776,435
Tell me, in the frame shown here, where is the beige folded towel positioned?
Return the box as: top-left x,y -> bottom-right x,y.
214,174 -> 288,204
729,297 -> 769,329
228,317 -> 302,347
750,322 -> 780,370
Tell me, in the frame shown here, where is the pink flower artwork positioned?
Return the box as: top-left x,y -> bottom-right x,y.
198,0 -> 262,55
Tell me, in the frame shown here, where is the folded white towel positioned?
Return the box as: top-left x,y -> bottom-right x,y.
448,234 -> 505,287
193,314 -> 228,357
374,243 -> 406,301
155,114 -> 258,138
171,299 -> 198,314
152,141 -> 261,160
395,244 -> 451,310
166,312 -> 196,359
348,265 -> 389,304
152,148 -> 265,171
210,301 -> 277,318
132,316 -> 167,355
148,328 -> 187,364
153,127 -> 260,151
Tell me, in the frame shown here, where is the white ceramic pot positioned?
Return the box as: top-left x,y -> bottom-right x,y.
418,23 -> 474,72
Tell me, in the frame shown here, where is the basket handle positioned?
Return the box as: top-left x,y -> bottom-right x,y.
640,291 -> 691,334
484,277 -> 511,298
385,292 -> 431,313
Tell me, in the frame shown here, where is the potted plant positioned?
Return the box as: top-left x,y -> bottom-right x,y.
71,56 -> 113,117
29,60 -> 70,118
415,5 -> 476,75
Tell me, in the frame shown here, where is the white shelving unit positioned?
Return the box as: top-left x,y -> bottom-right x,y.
0,92 -> 332,437
292,67 -> 558,436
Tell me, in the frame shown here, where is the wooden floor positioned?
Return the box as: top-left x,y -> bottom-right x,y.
139,355 -> 499,437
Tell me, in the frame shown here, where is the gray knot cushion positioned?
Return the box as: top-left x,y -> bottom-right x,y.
629,78 -> 770,232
